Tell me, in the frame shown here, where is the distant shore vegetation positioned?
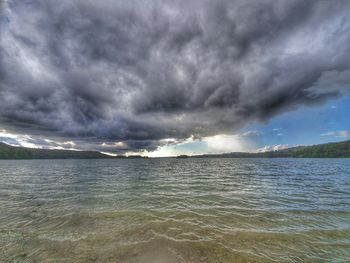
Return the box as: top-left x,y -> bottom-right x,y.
0,140 -> 349,159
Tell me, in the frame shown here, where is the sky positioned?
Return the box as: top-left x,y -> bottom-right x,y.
0,0 -> 349,157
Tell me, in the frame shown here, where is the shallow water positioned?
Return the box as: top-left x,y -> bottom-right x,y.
0,158 -> 349,262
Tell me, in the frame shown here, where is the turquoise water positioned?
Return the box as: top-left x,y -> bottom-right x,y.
0,158 -> 349,262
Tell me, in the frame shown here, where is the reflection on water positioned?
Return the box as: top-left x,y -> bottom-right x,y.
0,158 -> 349,262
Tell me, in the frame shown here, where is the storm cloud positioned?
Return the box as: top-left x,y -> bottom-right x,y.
1,0 -> 350,153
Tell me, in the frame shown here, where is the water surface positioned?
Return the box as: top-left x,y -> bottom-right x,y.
0,158 -> 349,262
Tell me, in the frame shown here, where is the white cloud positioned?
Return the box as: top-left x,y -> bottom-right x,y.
0,129 -> 80,150
101,141 -> 126,148
203,134 -> 255,153
146,147 -> 177,158
146,136 -> 198,157
147,133 -> 255,157
0,130 -> 40,148
321,130 -> 350,138
257,144 -> 289,153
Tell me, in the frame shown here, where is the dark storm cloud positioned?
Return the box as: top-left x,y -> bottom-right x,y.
1,0 -> 350,152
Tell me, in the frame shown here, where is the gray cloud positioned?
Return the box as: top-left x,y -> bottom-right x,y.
1,0 -> 350,153
242,130 -> 263,137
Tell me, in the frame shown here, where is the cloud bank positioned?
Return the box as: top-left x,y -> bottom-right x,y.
321,130 -> 350,138
1,0 -> 350,153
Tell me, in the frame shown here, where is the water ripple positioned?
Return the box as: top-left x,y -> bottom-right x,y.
0,158 -> 349,262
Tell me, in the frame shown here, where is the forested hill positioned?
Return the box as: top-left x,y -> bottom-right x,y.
193,140 -> 350,158
1,140 -> 349,159
0,142 -> 110,159
261,140 -> 350,158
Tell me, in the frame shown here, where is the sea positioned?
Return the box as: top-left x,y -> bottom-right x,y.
0,158 -> 349,262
